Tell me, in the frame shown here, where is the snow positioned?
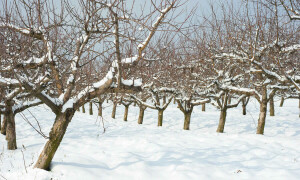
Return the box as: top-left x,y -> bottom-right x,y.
1,99 -> 300,179
121,55 -> 138,64
121,78 -> 142,87
281,44 -> 300,52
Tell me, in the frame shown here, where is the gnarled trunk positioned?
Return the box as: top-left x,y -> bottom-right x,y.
124,105 -> 129,121
6,111 -> 17,150
216,107 -> 227,133
1,114 -> 7,135
112,102 -> 117,119
34,109 -> 75,170
257,89 -> 267,135
202,103 -> 206,112
279,97 -> 284,107
183,111 -> 192,130
138,106 -> 145,124
269,96 -> 275,116
89,102 -> 93,115
158,109 -> 163,126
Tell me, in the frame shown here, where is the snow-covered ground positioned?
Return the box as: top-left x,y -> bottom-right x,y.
0,98 -> 300,180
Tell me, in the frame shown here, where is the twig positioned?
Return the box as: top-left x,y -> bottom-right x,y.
21,149 -> 27,173
0,174 -> 8,180
19,112 -> 49,139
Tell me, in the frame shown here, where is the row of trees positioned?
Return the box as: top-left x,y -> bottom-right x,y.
0,0 -> 299,171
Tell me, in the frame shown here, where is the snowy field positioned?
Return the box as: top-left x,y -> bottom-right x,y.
0,98 -> 300,180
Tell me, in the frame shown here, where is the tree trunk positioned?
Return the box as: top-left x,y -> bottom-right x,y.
138,107 -> 145,124
112,102 -> 117,119
269,96 -> 275,116
279,97 -> 284,107
82,105 -> 85,113
216,108 -> 227,133
242,105 -> 246,115
98,102 -> 103,117
183,111 -> 192,130
242,98 -> 247,115
0,112 -> 1,132
202,103 -> 206,112
1,114 -> 7,135
124,105 -> 129,121
158,109 -> 163,126
34,109 -> 75,170
89,102 -> 93,115
257,89 -> 267,135
6,111 -> 17,150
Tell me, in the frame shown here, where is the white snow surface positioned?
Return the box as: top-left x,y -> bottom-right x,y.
0,99 -> 300,180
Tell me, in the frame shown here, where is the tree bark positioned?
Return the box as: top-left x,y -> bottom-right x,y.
216,108 -> 227,133
138,106 -> 145,124
82,105 -> 85,113
279,97 -> 284,107
89,102 -> 93,115
269,95 -> 275,116
6,111 -> 17,150
202,103 -> 206,112
112,102 -> 117,119
1,114 -> 7,135
183,111 -> 192,130
124,105 -> 129,121
98,102 -> 103,117
34,109 -> 75,170
257,89 -> 267,135
158,109 -> 163,126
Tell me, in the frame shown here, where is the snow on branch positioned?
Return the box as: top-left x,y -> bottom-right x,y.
137,2 -> 175,57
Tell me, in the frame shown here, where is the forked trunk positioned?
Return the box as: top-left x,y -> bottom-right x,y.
269,96 -> 275,116
158,109 -> 163,126
183,111 -> 192,130
112,102 -> 117,119
257,89 -> 267,135
1,114 -> 7,135
98,102 -> 103,116
34,109 -> 75,170
202,103 -> 206,112
124,105 -> 129,121
138,107 -> 145,124
82,105 -> 85,113
279,97 -> 284,107
216,108 -> 227,133
89,102 -> 93,115
6,111 -> 17,150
